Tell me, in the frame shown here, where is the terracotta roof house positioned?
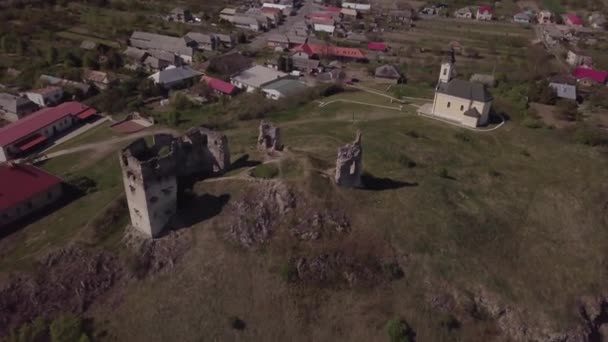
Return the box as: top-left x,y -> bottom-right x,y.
374,64 -> 403,83
294,43 -> 366,60
0,93 -> 39,122
572,67 -> 608,85
201,76 -> 237,96
0,164 -> 63,228
83,70 -> 114,90
564,13 -> 583,27
0,102 -> 97,162
207,52 -> 253,77
476,5 -> 493,20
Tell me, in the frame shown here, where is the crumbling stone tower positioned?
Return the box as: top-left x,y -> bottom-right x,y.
335,131 -> 363,188
120,136 -> 178,238
177,127 -> 231,176
257,120 -> 283,152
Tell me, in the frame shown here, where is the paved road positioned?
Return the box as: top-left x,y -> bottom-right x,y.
247,0 -> 316,51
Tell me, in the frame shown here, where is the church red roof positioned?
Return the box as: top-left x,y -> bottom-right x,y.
0,164 -> 62,211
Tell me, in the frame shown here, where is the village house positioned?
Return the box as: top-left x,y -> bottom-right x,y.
316,69 -> 346,83
340,8 -> 358,19
185,32 -> 219,51
129,31 -> 195,64
24,86 -> 64,107
476,5 -> 493,21
261,2 -> 292,16
374,64 -> 403,83
201,76 -> 238,96
0,164 -> 63,227
230,65 -> 288,92
267,34 -> 291,49
513,11 -> 533,24
149,66 -> 202,89
0,102 -> 97,162
418,54 -> 492,128
246,8 -> 279,27
566,50 -> 593,67
312,18 -> 336,35
291,51 -> 320,72
207,52 -> 253,77
83,70 -> 114,90
537,10 -> 553,24
0,93 -> 39,122
262,7 -> 284,25
454,7 -> 474,19
215,34 -> 235,49
341,1 -> 371,12
261,78 -> 308,100
294,42 -> 366,62
388,9 -> 415,26
39,75 -> 91,96
168,7 -> 193,22
563,13 -> 583,27
588,12 -> 606,29
572,66 -> 608,86
549,75 -> 577,101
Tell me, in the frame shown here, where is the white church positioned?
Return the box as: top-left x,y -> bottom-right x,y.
418,54 -> 493,128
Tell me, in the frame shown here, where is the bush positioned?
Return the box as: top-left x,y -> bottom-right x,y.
521,117 -> 543,129
438,168 -> 450,179
49,314 -> 87,342
386,318 -> 413,342
574,125 -> 608,147
8,317 -> 48,342
252,164 -> 279,179
280,261 -> 298,283
67,175 -> 97,194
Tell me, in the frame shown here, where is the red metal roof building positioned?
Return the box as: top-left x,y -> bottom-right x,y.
565,13 -> 583,26
0,101 -> 97,162
368,42 -> 388,51
0,164 -> 63,227
202,76 -> 237,95
294,43 -> 366,60
573,67 -> 608,84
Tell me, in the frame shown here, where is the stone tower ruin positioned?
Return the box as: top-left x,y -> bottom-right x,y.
335,131 -> 363,188
119,127 -> 231,238
257,120 -> 283,152
120,136 -> 178,238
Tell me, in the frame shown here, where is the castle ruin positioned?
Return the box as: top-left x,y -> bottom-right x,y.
120,127 -> 230,238
335,131 -> 363,188
257,121 -> 283,152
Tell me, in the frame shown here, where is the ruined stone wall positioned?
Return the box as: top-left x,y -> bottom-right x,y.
335,131 -> 363,188
119,127 -> 231,238
120,138 -> 178,238
257,121 -> 282,152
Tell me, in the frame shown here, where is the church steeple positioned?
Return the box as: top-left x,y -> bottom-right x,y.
438,47 -> 456,83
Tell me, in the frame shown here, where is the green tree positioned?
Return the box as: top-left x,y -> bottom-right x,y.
49,314 -> 87,342
138,78 -> 162,98
83,51 -> 99,69
167,111 -> 181,126
386,318 -> 413,342
46,47 -> 58,65
8,317 -> 48,342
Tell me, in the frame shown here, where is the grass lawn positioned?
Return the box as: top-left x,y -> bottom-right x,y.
56,31 -> 120,48
45,121 -> 118,154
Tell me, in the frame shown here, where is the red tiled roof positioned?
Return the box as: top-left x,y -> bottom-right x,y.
111,120 -> 146,134
16,134 -> 47,152
294,43 -> 366,59
0,164 -> 62,211
566,14 -> 583,25
0,102 -> 95,147
76,108 -> 97,120
325,6 -> 342,13
202,76 -> 237,95
573,67 -> 608,84
368,42 -> 387,51
478,5 -> 493,14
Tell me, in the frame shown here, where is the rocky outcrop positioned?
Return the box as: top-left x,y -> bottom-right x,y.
335,131 -> 363,188
257,120 -> 283,152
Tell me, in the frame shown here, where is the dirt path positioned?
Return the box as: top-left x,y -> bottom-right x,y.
32,128 -> 179,162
